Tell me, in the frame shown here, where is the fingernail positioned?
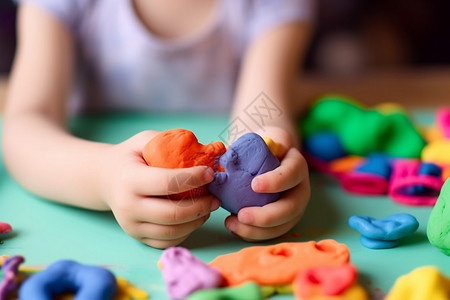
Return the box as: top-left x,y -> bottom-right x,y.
203,167 -> 214,182
210,198 -> 220,212
238,210 -> 254,224
251,178 -> 259,191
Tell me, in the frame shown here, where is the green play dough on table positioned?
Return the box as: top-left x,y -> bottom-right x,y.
300,95 -> 426,158
186,282 -> 262,300
427,178 -> 450,255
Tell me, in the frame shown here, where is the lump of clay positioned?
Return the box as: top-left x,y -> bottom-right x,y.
427,178 -> 450,255
142,128 -> 226,199
19,260 -> 118,300
389,160 -> 443,206
207,133 -> 280,214
300,95 -> 425,158
160,247 -> 224,300
0,255 -> 24,299
208,240 -> 350,286
340,154 -> 392,195
186,282 -> 262,300
293,264 -> 368,300
303,132 -> 347,162
0,222 -> 12,234
385,266 -> 450,300
348,213 -> 419,249
422,139 -> 450,166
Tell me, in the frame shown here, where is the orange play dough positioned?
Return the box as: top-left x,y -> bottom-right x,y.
209,240 -> 350,286
143,129 -> 225,169
142,129 -> 226,198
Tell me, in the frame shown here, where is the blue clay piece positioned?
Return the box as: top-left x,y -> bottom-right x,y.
303,132 -> 347,162
355,154 -> 392,179
400,162 -> 442,196
19,260 -> 117,300
360,236 -> 400,249
207,133 -> 281,214
348,213 -> 419,241
419,162 -> 442,177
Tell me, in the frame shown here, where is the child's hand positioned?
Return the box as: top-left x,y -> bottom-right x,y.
97,131 -> 219,249
224,130 -> 310,242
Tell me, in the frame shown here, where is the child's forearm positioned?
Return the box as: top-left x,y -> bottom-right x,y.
231,22 -> 311,148
3,112 -> 111,210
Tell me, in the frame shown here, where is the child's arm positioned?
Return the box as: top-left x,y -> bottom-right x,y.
3,3 -> 218,249
226,22 -> 312,241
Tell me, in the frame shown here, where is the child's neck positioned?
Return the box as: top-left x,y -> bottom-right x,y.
132,0 -> 219,40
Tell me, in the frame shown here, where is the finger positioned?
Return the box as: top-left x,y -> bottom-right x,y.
140,236 -> 190,249
252,148 -> 308,193
238,180 -> 310,228
225,214 -> 302,242
129,165 -> 214,196
132,214 -> 209,242
125,130 -> 162,150
133,195 -> 219,225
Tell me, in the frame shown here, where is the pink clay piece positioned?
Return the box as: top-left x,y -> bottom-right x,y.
389,160 -> 443,206
436,107 -> 450,139
0,222 -> 12,234
340,173 -> 389,195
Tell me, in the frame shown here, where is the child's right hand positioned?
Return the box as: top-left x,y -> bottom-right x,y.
96,130 -> 220,249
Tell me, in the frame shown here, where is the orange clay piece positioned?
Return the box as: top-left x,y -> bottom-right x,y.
143,128 -> 225,169
293,264 -> 368,300
208,240 -> 350,286
329,156 -> 365,174
442,166 -> 450,181
142,129 -> 226,198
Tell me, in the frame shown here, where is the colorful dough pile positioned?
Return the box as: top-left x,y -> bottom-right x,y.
299,95 -> 450,206
159,240 -> 369,300
159,242 -> 450,300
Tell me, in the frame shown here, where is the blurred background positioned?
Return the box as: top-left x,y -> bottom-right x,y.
1,0 -> 449,105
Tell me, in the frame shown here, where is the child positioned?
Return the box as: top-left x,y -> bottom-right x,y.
3,0 -> 313,249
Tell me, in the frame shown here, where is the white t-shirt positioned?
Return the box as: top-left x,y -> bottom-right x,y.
19,0 -> 314,113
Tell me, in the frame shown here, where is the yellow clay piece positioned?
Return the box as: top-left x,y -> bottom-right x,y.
422,139 -> 450,165
423,126 -> 445,143
385,266 -> 450,300
263,137 -> 285,158
374,103 -> 407,116
115,278 -> 149,300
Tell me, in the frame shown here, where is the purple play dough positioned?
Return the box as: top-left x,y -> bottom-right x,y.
0,255 -> 24,299
207,133 -> 281,214
160,247 -> 224,300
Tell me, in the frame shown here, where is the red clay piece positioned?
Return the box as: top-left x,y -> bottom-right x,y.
294,264 -> 357,297
143,129 -> 226,199
209,240 -> 350,286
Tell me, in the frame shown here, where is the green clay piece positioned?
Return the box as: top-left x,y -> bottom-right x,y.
260,284 -> 293,298
300,95 -> 425,158
427,178 -> 450,255
186,282 -> 262,300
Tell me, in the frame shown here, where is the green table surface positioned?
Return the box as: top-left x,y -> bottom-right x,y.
0,111 -> 449,299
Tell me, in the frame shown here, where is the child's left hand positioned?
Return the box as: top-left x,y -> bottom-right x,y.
224,129 -> 311,241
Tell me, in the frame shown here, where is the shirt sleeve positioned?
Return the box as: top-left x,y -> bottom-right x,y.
15,0 -> 88,34
246,0 -> 316,43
